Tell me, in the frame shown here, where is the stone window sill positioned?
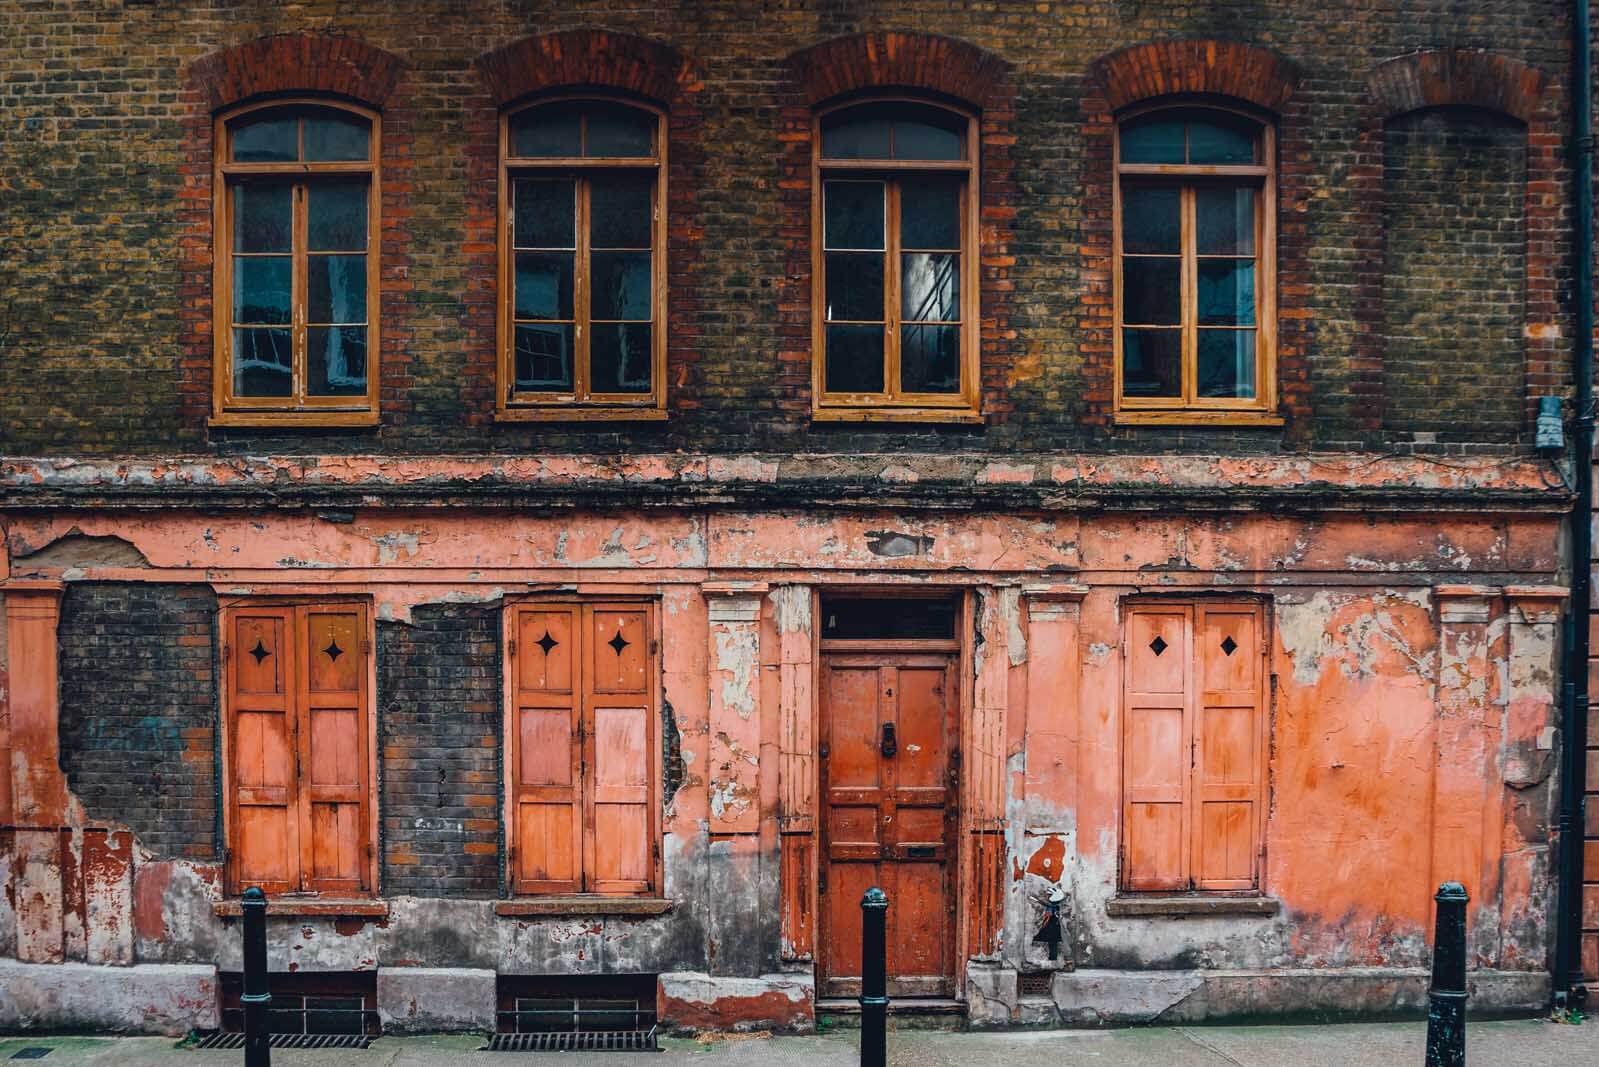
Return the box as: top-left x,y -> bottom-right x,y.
213,899 -> 390,919
1105,895 -> 1280,918
1112,410 -> 1285,428
494,897 -> 674,917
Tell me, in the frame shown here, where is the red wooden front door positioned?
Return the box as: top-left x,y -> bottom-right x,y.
820,652 -> 958,997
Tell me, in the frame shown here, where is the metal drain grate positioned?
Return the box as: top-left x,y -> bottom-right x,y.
191,1032 -> 372,1051
484,1028 -> 659,1053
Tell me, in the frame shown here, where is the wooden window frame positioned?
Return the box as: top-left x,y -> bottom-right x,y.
810,97 -> 982,424
1118,599 -> 1269,895
1113,101 -> 1280,426
502,597 -> 662,897
211,99 -> 381,428
496,96 -> 669,422
219,598 -> 378,898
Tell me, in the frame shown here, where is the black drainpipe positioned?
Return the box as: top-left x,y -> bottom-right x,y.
1556,0 -> 1595,1009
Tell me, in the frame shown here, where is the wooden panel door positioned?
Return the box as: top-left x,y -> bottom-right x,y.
1193,605 -> 1263,890
229,607 -> 299,894
1121,608 -> 1191,891
299,606 -> 371,893
510,605 -> 582,894
820,653 -> 957,998
585,607 -> 653,894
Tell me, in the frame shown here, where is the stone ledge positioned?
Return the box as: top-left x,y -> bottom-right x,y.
1105,895 -> 1281,918
0,960 -> 219,1035
213,899 -> 390,918
493,896 -> 673,917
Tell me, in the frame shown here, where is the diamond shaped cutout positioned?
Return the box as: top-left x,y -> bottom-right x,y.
1149,636 -> 1168,656
1221,636 -> 1238,656
324,639 -> 344,662
536,631 -> 559,656
608,630 -> 630,656
249,639 -> 271,664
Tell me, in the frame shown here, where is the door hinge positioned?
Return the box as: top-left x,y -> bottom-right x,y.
650,639 -> 660,656
818,868 -> 827,895
818,742 -> 829,759
509,639 -> 516,656
652,841 -> 661,863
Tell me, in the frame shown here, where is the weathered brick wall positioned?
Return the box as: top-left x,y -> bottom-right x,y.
56,582 -> 219,860
377,603 -> 501,897
1382,109 -> 1527,441
0,0 -> 1575,456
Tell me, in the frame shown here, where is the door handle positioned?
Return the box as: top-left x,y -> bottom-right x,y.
880,722 -> 897,758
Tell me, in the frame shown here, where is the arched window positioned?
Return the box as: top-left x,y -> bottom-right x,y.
1115,105 -> 1275,418
499,97 -> 667,418
214,101 -> 379,423
813,100 -> 979,420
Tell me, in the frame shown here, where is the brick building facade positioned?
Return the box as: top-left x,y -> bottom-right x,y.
0,0 -> 1589,1035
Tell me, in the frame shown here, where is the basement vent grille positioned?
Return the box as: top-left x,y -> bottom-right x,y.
1018,972 -> 1053,996
484,1028 -> 659,1053
191,1032 -> 372,1051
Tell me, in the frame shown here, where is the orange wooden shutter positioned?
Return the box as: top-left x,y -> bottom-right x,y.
511,606 -> 582,894
229,607 -> 299,894
1121,606 -> 1191,891
298,606 -> 371,893
1192,605 -> 1263,890
584,606 -> 653,894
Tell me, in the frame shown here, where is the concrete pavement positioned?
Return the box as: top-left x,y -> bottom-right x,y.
1,1019 -> 1596,1066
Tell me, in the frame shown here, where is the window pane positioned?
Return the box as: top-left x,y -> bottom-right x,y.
514,323 -> 574,389
234,183 -> 292,253
825,323 -> 885,393
590,174 -> 653,249
308,326 -> 367,396
1197,260 -> 1256,326
901,253 -> 959,322
825,252 -> 884,322
1198,329 -> 1257,398
233,257 -> 291,324
514,252 -> 574,320
1196,187 -> 1256,255
900,323 -> 960,393
1120,117 -> 1184,164
232,115 -> 297,162
1188,117 -> 1259,165
591,323 -> 653,393
591,252 -> 652,321
586,103 -> 654,157
824,181 -> 884,250
511,105 -> 582,158
1122,186 -> 1180,254
304,114 -> 370,161
308,182 -> 368,252
233,328 -> 293,396
1122,328 -> 1181,398
308,255 -> 368,324
893,117 -> 963,160
821,115 -> 892,159
1122,257 -> 1180,325
515,179 -> 576,249
900,176 -> 961,250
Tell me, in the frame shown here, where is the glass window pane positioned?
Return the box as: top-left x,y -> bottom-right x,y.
1197,260 -> 1256,326
591,323 -> 653,393
514,252 -> 574,320
231,115 -> 297,162
304,114 -> 370,161
901,253 -> 959,322
514,323 -> 574,390
307,182 -> 368,252
233,328 -> 293,396
1196,187 -> 1256,255
1122,257 -> 1180,325
1122,186 -> 1180,254
1198,329 -> 1257,398
824,181 -> 884,250
308,255 -> 368,324
511,104 -> 582,158
900,176 -> 961,250
591,252 -> 652,321
586,103 -> 655,157
825,252 -> 884,322
821,114 -> 892,159
825,323 -> 885,393
1188,117 -> 1259,164
515,179 -> 576,249
893,117 -> 963,160
234,183 -> 292,253
1122,328 -> 1181,398
900,323 -> 960,393
308,326 -> 367,396
590,174 -> 654,249
1120,117 -> 1184,164
232,257 -> 291,324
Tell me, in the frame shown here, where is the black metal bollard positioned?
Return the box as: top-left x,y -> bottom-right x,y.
859,887 -> 889,1067
241,886 -> 272,1067
1424,881 -> 1468,1067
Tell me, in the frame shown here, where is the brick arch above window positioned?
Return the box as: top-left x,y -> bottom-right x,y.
1091,40 -> 1299,114
475,30 -> 687,108
187,33 -> 405,112
1366,49 -> 1549,125
786,31 -> 1009,109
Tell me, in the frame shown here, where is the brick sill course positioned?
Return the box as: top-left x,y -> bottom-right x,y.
494,897 -> 674,917
213,899 -> 390,918
1105,895 -> 1281,918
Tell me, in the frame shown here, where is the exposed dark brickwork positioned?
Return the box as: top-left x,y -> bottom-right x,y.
57,583 -> 219,860
1382,109 -> 1527,441
377,603 -> 501,898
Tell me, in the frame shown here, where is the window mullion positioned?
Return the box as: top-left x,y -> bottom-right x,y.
885,178 -> 901,401
576,176 -> 591,402
1181,185 -> 1197,407
293,181 -> 308,407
